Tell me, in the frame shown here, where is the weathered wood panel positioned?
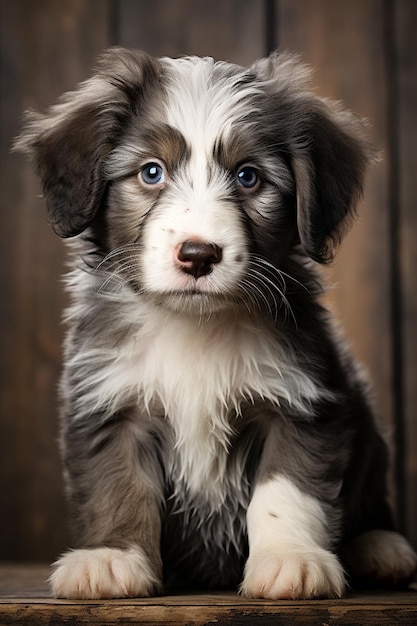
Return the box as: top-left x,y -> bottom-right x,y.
394,0 -> 417,547
0,0 -> 111,560
116,0 -> 265,64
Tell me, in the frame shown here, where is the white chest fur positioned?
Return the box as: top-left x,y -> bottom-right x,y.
70,302 -> 324,499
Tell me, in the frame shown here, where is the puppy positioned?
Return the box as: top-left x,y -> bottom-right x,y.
15,48 -> 416,599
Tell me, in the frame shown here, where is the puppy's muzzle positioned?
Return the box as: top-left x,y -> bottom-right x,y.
176,240 -> 222,279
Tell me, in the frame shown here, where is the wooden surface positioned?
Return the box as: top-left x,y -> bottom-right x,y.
1,0 -> 416,561
0,564 -> 417,626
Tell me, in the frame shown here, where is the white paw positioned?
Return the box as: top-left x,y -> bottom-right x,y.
50,547 -> 160,599
345,530 -> 417,585
240,545 -> 345,599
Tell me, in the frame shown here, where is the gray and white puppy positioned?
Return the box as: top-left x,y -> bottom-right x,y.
15,48 -> 416,599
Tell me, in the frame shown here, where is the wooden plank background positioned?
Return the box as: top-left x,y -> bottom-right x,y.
0,0 -> 416,562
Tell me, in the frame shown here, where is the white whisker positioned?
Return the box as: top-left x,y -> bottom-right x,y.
94,244 -> 142,297
239,255 -> 300,329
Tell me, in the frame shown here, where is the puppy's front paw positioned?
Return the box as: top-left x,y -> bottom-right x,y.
50,547 -> 161,599
240,545 -> 345,599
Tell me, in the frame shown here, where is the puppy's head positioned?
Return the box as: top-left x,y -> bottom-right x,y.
15,48 -> 372,314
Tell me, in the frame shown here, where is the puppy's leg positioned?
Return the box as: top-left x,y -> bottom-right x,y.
343,530 -> 417,587
50,412 -> 164,599
240,475 -> 345,599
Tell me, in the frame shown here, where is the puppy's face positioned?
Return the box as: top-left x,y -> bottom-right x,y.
15,49 -> 371,316
103,57 -> 295,314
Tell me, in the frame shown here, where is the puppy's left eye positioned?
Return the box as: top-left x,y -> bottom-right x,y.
138,162 -> 166,189
236,165 -> 260,191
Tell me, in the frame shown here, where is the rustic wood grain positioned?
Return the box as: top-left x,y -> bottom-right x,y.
393,0 -> 417,547
0,0 -> 111,561
116,0 -> 265,64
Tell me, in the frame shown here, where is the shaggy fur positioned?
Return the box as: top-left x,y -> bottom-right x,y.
15,48 -> 416,599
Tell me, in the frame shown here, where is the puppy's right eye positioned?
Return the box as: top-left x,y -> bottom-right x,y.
138,162 -> 166,189
236,165 -> 260,192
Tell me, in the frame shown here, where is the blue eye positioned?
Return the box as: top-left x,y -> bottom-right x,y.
237,165 -> 259,190
139,162 -> 166,187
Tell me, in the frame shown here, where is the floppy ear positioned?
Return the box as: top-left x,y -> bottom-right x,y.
253,52 -> 373,264
13,48 -> 160,237
291,101 -> 372,263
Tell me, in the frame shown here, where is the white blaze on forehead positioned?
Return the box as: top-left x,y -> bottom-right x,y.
162,56 -> 261,159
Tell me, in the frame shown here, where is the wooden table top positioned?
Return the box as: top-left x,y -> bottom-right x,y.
1,562 -> 416,624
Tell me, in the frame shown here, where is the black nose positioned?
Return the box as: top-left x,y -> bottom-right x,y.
177,241 -> 222,279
